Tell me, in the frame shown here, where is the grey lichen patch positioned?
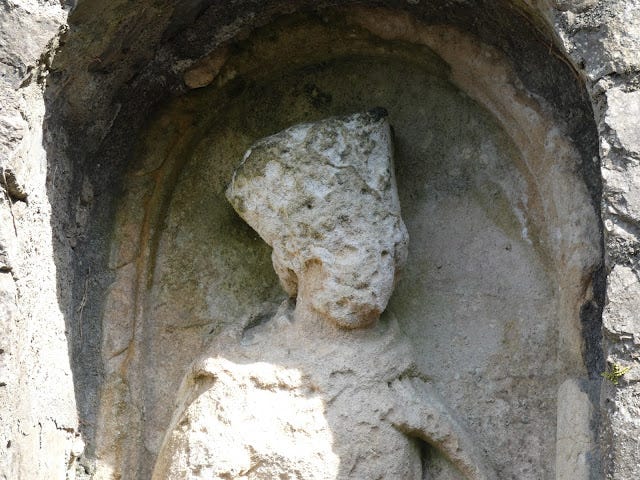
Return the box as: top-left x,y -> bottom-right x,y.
226,110 -> 409,328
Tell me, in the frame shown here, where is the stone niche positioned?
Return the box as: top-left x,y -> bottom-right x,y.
93,7 -> 602,480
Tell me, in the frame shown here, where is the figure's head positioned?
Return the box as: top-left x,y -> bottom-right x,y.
226,110 -> 408,328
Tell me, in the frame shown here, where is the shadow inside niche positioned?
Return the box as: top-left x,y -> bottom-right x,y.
40,0 -> 604,478
40,0 -> 187,469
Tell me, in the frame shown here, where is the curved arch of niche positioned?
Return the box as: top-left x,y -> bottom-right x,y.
97,8 -> 601,479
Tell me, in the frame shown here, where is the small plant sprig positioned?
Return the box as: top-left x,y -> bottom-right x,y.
601,362 -> 631,385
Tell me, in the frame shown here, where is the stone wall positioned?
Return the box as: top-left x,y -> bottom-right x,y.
0,0 -> 639,479
545,2 -> 640,478
0,2 -> 80,479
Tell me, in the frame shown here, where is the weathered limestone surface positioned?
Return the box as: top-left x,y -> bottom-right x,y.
547,1 -> 640,477
154,357 -> 342,479
153,311 -> 492,480
149,113 -> 488,479
0,0 -> 639,479
0,1 -> 82,479
226,111 -> 409,328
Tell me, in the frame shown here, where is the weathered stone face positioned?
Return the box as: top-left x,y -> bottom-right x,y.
226,110 -> 408,328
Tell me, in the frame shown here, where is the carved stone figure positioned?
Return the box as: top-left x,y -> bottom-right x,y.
152,111 -> 494,479
226,108 -> 409,329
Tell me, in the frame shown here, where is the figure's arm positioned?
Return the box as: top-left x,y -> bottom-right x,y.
387,376 -> 495,480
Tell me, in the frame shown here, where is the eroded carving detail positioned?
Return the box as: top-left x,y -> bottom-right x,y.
226,109 -> 408,329
153,112 -> 494,479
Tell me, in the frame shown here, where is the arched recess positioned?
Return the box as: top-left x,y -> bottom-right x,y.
44,2 -> 604,479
